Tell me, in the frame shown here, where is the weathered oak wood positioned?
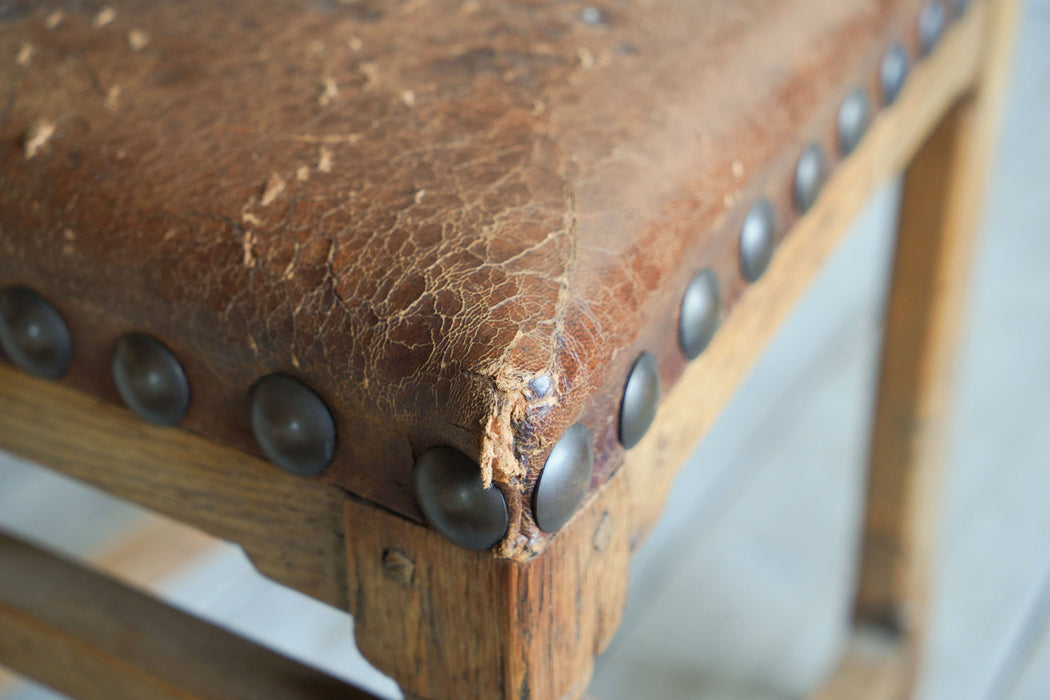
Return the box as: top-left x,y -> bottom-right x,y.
854,0 -> 1020,646
344,477 -> 629,700
0,529 -> 376,700
0,364 -> 349,610
619,0 -> 988,550
0,497 -> 221,695
0,3 -> 1010,699
338,7 -> 991,699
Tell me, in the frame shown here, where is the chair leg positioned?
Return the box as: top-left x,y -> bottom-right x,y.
846,0 -> 1020,694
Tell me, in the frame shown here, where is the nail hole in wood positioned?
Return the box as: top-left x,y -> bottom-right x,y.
382,548 -> 415,586
592,512 -> 613,552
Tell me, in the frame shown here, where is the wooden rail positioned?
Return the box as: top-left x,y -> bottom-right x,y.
0,529 -> 377,700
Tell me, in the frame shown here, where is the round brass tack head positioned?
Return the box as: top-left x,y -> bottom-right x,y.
413,447 -> 508,551
619,352 -> 660,449
880,43 -> 910,106
533,423 -> 595,533
793,142 -> 827,214
111,333 -> 191,426
918,1 -> 946,57
739,200 -> 777,284
0,286 -> 72,379
250,373 -> 336,477
837,88 -> 870,156
679,269 -> 721,359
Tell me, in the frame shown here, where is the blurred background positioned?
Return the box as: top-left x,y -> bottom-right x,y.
2,0 -> 1048,698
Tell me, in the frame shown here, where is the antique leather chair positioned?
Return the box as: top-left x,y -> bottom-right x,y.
0,0 -> 1017,697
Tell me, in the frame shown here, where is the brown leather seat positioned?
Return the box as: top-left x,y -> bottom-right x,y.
1,0 -> 947,557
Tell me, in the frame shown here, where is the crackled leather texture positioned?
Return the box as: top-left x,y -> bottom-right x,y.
0,0 -> 929,556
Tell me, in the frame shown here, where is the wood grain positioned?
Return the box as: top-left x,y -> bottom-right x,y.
0,529 -> 376,700
853,0 -> 1021,649
0,365 -> 349,610
0,4 -> 1006,699
618,0 -> 987,560
344,476 -> 629,700
0,492 -> 221,695
0,0 -> 937,532
337,6 -> 992,699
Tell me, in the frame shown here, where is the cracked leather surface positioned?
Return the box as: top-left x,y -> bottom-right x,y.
0,0 -> 925,556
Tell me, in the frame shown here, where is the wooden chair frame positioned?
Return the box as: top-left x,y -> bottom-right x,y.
0,0 -> 1019,697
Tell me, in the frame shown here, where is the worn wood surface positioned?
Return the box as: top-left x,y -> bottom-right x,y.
616,0 -> 988,554
0,1 -> 1024,700
338,6 -> 990,699
587,0 -> 1039,695
854,0 -> 1020,647
0,1 -> 934,540
587,181 -> 900,699
854,100 -> 984,649
0,529 -> 375,700
0,365 -> 349,610
344,475 -> 629,700
0,2 -> 1040,697
0,4 -> 1005,700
